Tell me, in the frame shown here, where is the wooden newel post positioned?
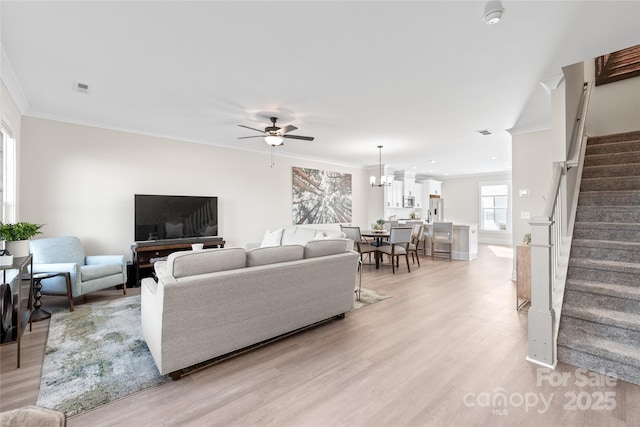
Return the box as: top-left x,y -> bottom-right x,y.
526,216 -> 557,368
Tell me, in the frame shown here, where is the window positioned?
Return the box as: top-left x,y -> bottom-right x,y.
1,121 -> 16,223
480,182 -> 510,232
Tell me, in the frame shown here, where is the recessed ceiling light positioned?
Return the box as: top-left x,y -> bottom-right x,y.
430,160 -> 436,164
476,129 -> 493,136
490,156 -> 497,160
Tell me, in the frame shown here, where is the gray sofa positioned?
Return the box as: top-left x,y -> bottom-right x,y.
141,237 -> 359,379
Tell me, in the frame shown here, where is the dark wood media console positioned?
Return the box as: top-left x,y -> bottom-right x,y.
131,238 -> 225,286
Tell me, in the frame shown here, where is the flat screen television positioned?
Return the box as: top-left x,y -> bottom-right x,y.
134,194 -> 218,242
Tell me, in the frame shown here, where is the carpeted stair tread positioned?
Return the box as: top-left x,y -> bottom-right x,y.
566,279 -> 640,301
586,139 -> 640,156
571,238 -> 640,250
558,328 -> 640,368
568,257 -> 640,274
573,222 -> 640,242
575,206 -> 640,223
584,151 -> 640,167
570,239 -> 640,263
580,176 -> 640,191
562,306 -> 640,333
577,190 -> 640,206
581,163 -> 640,178
587,131 -> 640,145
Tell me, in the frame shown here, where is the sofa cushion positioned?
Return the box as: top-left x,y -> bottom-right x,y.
304,238 -> 349,259
81,263 -> 122,281
260,228 -> 284,247
167,248 -> 246,278
247,245 -> 305,267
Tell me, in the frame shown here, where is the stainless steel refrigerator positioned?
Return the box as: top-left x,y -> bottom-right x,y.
428,198 -> 444,222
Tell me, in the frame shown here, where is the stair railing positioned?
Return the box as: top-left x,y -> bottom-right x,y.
527,81 -> 592,368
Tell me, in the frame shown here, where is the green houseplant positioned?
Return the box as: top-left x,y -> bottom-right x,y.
0,222 -> 44,241
0,222 -> 44,257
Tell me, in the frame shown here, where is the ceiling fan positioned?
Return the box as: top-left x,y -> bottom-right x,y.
238,117 -> 314,147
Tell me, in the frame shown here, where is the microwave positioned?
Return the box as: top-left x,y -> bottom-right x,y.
403,196 -> 415,208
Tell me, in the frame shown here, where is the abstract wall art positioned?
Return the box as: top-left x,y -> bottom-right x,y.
292,167 -> 352,224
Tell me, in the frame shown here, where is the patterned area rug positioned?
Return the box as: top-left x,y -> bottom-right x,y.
36,295 -> 169,417
36,288 -> 390,417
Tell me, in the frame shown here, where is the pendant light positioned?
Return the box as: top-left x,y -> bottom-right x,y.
370,145 -> 393,187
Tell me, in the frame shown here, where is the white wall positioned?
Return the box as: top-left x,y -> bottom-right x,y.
441,172 -> 512,245
19,117 -> 370,259
585,61 -> 640,136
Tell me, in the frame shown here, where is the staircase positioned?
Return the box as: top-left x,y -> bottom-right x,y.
558,130 -> 640,385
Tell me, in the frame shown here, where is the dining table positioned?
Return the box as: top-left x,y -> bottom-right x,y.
360,229 -> 390,247
359,229 -> 391,269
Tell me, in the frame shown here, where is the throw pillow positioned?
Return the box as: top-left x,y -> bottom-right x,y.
260,228 -> 283,247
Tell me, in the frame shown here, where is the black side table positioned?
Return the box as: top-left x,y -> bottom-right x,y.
28,272 -> 71,322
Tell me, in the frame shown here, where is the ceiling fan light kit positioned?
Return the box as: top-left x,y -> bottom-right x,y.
238,116 -> 314,166
264,135 -> 284,146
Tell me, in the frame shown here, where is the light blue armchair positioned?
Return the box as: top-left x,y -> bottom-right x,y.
29,236 -> 127,308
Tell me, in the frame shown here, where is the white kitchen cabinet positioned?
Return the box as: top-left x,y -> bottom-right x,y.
404,180 -> 416,196
415,183 -> 423,208
392,180 -> 403,208
424,179 -> 442,198
385,181 -> 394,207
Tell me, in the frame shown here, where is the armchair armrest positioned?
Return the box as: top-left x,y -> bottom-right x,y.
86,255 -> 125,266
31,263 -> 81,291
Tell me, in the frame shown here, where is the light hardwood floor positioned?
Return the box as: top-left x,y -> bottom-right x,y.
1,245 -> 639,426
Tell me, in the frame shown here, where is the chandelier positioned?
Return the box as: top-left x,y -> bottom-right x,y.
370,145 -> 393,187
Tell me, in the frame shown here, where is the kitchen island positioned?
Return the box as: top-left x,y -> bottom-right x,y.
399,221 -> 478,261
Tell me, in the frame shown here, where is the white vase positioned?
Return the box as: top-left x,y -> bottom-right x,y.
5,240 -> 30,258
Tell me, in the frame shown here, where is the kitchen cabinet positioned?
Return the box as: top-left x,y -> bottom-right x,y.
404,180 -> 416,196
415,183 -> 423,208
423,179 -> 442,198
392,181 -> 403,208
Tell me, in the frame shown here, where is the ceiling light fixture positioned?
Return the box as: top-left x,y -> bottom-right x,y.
370,145 -> 393,187
264,134 -> 284,146
483,1 -> 504,25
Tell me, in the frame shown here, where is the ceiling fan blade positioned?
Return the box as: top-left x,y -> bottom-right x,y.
283,134 -> 314,141
237,135 -> 264,139
280,125 -> 298,134
238,124 -> 265,133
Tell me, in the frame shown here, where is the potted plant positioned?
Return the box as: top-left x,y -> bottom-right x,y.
373,219 -> 386,231
0,222 -> 44,258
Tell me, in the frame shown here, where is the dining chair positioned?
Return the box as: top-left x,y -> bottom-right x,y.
432,222 -> 453,261
377,227 -> 413,274
408,224 -> 424,266
340,225 -> 378,264
383,220 -> 399,230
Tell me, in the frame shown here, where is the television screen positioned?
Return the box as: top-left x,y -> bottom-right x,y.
134,194 -> 218,242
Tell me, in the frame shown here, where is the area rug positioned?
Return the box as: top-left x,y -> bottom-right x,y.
36,289 -> 390,417
36,295 -> 169,417
354,288 -> 391,309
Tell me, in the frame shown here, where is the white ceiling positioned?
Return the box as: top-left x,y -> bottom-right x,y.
2,1 -> 639,177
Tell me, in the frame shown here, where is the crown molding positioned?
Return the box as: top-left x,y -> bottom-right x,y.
1,46 -> 29,113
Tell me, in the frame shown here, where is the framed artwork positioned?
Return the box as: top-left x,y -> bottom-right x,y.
292,167 -> 352,224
